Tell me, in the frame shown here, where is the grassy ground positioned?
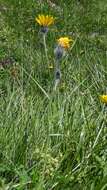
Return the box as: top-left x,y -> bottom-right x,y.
0,0 -> 107,189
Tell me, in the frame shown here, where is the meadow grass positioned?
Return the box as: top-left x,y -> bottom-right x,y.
0,0 -> 107,189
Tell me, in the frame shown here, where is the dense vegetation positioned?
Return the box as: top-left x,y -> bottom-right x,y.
0,0 -> 107,189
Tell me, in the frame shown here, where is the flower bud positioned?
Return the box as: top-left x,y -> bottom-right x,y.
55,69 -> 61,80
54,46 -> 64,60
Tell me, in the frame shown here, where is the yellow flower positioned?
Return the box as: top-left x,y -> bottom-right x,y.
35,14 -> 55,26
48,64 -> 54,69
99,95 -> 107,104
57,37 -> 73,49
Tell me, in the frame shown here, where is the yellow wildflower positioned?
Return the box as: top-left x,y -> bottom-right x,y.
48,64 -> 54,69
99,95 -> 107,104
57,37 -> 73,49
35,14 -> 55,26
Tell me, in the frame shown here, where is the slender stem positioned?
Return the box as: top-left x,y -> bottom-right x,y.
92,122 -> 104,149
54,59 -> 61,91
43,33 -> 49,65
55,59 -> 60,70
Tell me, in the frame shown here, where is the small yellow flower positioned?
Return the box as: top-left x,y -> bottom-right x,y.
99,95 -> 107,104
57,37 -> 73,49
35,14 -> 55,26
48,64 -> 54,69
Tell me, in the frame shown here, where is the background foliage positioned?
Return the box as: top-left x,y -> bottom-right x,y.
0,0 -> 107,189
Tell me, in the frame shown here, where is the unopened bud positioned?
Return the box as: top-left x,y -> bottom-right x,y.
55,69 -> 61,80
54,46 -> 64,59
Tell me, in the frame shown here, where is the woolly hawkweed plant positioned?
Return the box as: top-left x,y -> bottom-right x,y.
35,15 -> 74,91
35,14 -> 55,67
54,37 -> 73,90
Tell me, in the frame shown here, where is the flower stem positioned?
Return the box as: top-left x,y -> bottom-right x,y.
43,33 -> 49,66
54,59 -> 61,91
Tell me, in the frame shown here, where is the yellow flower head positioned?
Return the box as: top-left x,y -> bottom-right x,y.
99,95 -> 107,104
35,14 -> 55,27
57,37 -> 73,49
48,64 -> 54,69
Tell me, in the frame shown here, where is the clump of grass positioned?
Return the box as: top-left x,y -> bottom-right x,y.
0,0 -> 107,190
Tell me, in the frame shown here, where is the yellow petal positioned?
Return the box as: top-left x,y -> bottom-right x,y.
48,17 -> 54,25
45,15 -> 49,26
36,18 -> 42,25
35,14 -> 55,26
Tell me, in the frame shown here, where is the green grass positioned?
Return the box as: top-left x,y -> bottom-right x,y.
0,0 -> 107,189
